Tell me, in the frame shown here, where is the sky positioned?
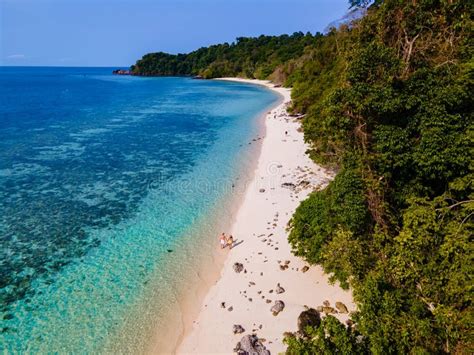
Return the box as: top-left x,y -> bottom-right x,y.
1,0 -> 349,67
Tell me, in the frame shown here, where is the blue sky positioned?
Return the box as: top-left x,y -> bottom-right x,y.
1,0 -> 349,67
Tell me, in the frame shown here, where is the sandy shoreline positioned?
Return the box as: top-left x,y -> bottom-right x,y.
173,78 -> 354,354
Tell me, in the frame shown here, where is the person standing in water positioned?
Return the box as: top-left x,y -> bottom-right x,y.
219,233 -> 227,249
227,235 -> 234,249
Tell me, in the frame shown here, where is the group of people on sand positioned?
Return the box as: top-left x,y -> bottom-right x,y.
219,233 -> 234,249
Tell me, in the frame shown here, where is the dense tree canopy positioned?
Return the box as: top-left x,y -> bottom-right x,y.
131,0 -> 473,352
286,1 -> 473,353
131,32 -> 319,79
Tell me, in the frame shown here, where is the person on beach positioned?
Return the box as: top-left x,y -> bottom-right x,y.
227,235 -> 234,249
219,233 -> 227,249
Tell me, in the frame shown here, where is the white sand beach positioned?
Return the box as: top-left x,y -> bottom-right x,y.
175,78 -> 354,354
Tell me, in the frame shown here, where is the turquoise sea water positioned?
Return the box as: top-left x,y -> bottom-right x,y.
0,67 -> 278,352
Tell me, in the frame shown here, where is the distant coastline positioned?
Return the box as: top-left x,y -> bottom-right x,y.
112,68 -> 205,80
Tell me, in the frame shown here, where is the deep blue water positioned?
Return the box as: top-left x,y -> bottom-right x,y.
0,67 -> 278,351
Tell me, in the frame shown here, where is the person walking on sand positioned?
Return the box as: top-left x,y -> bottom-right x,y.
219,233 -> 227,249
227,235 -> 234,249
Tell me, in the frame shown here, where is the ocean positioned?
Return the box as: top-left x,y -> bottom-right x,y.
0,67 -> 279,352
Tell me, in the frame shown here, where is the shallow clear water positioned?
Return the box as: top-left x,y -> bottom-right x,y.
0,67 -> 278,352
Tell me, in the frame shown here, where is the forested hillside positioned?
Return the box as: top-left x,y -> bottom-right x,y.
131,32 -> 319,79
132,0 -> 473,353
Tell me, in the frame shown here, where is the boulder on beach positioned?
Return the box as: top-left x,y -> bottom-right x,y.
322,306 -> 337,314
301,266 -> 310,273
233,262 -> 244,273
335,301 -> 349,314
275,283 -> 285,294
298,180 -> 310,188
233,324 -> 245,334
271,300 -> 285,316
281,182 -> 296,190
234,334 -> 270,355
297,308 -> 321,334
